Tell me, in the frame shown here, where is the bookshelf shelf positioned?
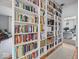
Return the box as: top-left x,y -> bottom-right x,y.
40,8 -> 45,11
47,36 -> 53,38
47,46 -> 54,52
47,17 -> 54,20
47,4 -> 54,9
15,40 -> 38,46
15,7 -> 38,16
15,32 -> 38,35
40,51 -> 47,57
18,48 -> 38,59
48,25 -> 54,27
15,21 -> 38,25
47,11 -> 53,16
24,0 -> 39,8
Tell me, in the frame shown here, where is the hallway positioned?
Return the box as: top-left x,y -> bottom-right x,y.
47,43 -> 75,59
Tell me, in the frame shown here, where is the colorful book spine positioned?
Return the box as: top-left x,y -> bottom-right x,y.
15,35 -> 22,44
16,42 -> 38,58
16,46 -> 23,58
15,25 -> 38,33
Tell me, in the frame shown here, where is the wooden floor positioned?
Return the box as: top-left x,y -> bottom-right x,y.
73,47 -> 78,59
40,43 -> 62,59
41,43 -> 77,59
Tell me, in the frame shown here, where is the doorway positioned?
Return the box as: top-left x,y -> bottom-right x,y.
63,16 -> 77,46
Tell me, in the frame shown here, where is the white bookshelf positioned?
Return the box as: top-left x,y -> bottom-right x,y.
13,0 -> 40,59
12,0 -> 62,59
46,0 -> 62,53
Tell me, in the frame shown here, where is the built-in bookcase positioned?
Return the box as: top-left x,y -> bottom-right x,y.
40,0 -> 47,57
13,0 -> 39,59
12,0 -> 62,59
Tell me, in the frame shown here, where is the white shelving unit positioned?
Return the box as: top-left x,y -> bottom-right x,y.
46,0 -> 62,56
39,0 -> 47,57
13,0 -> 40,59
12,0 -> 63,59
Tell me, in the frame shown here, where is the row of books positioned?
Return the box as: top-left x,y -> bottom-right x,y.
55,32 -> 58,38
48,20 -> 54,25
47,6 -> 54,14
58,39 -> 62,43
27,0 -> 39,6
40,10 -> 45,16
15,0 -> 38,14
40,16 -> 45,25
20,50 -> 38,59
47,7 -> 61,17
47,32 -> 54,37
40,0 -> 45,9
48,0 -> 62,13
15,33 -> 38,44
55,11 -> 61,17
40,47 -> 44,55
15,12 -> 38,23
47,27 -> 54,32
15,25 -> 38,33
16,42 -> 38,58
40,40 -> 46,47
47,38 -> 54,44
40,32 -> 45,40
55,39 -> 62,44
55,40 -> 57,45
47,43 -> 54,50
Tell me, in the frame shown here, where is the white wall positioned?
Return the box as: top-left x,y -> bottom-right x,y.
0,15 -> 9,31
0,15 -> 12,33
0,6 -> 12,16
62,2 -> 78,30
62,2 -> 78,47
62,2 -> 78,18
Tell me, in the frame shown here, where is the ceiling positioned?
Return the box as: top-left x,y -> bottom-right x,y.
55,0 -> 78,6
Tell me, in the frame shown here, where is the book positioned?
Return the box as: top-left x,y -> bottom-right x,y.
15,35 -> 18,44
32,16 -> 35,23
19,25 -> 22,33
15,23 -> 38,33
32,52 -> 35,59
23,35 -> 27,42
25,25 -> 28,32
15,35 -> 22,44
15,33 -> 38,44
34,33 -> 38,39
28,25 -> 32,32
15,25 -> 19,33
15,11 -> 19,21
35,16 -> 38,23
23,15 -> 28,22
16,46 -> 23,58
23,45 -> 26,55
